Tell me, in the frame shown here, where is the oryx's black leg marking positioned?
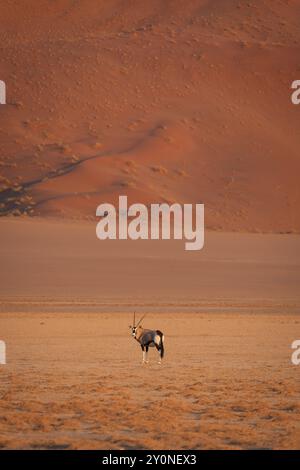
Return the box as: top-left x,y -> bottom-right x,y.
140,344 -> 148,363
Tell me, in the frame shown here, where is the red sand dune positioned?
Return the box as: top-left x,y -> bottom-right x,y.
0,0 -> 300,231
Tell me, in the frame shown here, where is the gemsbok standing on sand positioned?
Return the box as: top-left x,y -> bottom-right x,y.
129,313 -> 165,364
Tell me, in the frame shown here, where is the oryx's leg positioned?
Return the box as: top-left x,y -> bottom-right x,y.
145,345 -> 149,363
141,345 -> 148,364
141,345 -> 145,363
155,343 -> 162,364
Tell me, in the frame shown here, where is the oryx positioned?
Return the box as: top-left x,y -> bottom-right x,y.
129,313 -> 164,364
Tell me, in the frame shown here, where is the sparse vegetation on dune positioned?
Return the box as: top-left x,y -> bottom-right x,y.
0,0 -> 299,231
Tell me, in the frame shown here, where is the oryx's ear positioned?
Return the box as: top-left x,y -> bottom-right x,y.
129,325 -> 132,329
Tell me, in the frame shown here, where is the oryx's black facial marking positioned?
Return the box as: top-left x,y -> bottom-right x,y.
131,326 -> 137,337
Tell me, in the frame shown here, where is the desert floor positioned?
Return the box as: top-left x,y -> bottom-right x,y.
1,0 -> 300,451
0,311 -> 299,450
0,218 -> 300,449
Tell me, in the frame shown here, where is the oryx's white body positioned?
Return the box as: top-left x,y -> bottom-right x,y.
130,313 -> 165,364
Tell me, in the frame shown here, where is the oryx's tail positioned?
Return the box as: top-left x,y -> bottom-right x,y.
156,330 -> 164,359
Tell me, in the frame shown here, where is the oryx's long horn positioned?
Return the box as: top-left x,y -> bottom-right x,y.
133,311 -> 136,327
136,314 -> 146,328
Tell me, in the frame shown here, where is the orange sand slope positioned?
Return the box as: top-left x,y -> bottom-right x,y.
0,312 -> 299,450
0,0 -> 300,231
